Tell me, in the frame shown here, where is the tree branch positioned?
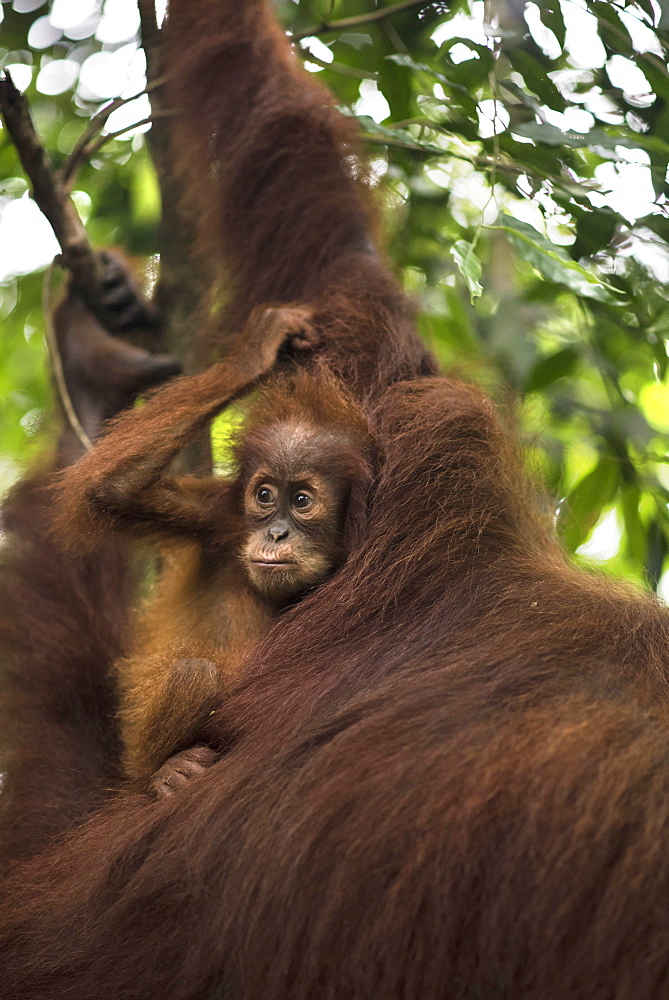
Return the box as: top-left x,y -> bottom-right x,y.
0,74 -> 98,291
291,0 -> 438,42
0,71 -> 151,330
138,0 -> 162,87
81,109 -> 178,162
61,78 -> 166,187
138,0 -> 158,44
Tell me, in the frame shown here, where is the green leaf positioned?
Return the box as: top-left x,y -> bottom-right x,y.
638,382 -> 669,433
130,156 -> 160,227
512,122 -> 596,148
645,518 -> 667,590
384,53 -> 477,109
525,347 -> 579,393
561,457 -> 620,551
634,0 -> 656,21
211,407 -> 244,475
384,53 -> 452,86
338,33 -> 373,50
537,1 -> 565,48
571,206 -> 619,259
512,121 -> 669,158
620,484 -> 646,567
633,54 -> 669,104
353,115 -> 445,155
439,37 -> 493,89
450,240 -> 483,302
377,36 -> 411,122
499,79 -> 546,117
591,1 -> 635,57
507,50 -> 565,110
492,215 -> 625,304
439,37 -> 493,65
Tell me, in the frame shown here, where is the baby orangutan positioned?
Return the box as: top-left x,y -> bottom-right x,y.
58,306 -> 374,797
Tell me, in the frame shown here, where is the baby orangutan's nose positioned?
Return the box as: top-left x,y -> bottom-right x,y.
268,521 -> 290,543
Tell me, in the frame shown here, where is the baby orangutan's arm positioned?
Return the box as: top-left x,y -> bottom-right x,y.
57,305 -> 318,544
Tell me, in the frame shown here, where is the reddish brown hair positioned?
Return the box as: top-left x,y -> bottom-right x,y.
2,2 -> 669,998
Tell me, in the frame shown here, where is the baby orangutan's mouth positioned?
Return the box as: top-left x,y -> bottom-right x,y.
252,559 -> 296,568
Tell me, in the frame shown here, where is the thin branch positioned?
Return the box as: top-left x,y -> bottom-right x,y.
81,109 -> 179,161
0,71 -> 104,311
469,36 -> 502,253
382,15 -> 410,56
42,262 -> 92,452
291,0 -> 437,42
0,71 -> 159,332
61,77 -> 165,187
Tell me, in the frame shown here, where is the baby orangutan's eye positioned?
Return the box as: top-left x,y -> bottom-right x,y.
293,492 -> 313,510
256,486 -> 275,506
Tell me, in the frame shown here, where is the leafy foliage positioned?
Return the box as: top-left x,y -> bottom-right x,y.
1,0 -> 669,593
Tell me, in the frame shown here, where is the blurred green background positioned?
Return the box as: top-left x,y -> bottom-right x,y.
1,0 -> 669,593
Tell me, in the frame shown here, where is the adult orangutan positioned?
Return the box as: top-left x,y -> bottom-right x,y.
2,1 -> 669,999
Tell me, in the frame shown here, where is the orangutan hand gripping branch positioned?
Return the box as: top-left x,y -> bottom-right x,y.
58,306 -> 375,796
52,250 -> 182,462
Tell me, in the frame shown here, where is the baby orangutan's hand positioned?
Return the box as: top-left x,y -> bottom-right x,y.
235,303 -> 320,378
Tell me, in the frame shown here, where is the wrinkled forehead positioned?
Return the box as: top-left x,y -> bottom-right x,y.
252,421 -> 352,480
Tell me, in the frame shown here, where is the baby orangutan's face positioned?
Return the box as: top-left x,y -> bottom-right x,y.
241,425 -> 351,606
